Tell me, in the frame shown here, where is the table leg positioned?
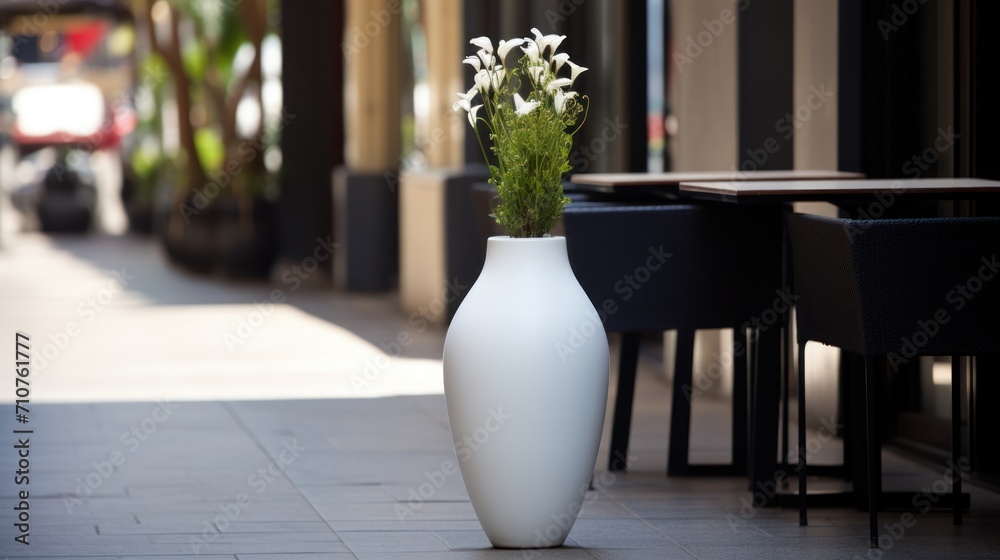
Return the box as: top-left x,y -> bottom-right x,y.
608,332 -> 641,472
750,324 -> 782,503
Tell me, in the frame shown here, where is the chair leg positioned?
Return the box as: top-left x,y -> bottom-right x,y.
864,356 -> 880,548
798,342 -> 807,526
608,332 -> 641,472
952,355 -> 963,526
732,326 -> 749,474
747,327 -> 760,480
782,325 -> 792,476
668,330 -> 696,476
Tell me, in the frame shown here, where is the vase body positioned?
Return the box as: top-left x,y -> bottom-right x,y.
443,236 -> 610,548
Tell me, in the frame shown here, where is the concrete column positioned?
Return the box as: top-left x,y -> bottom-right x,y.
793,0 -> 838,172
334,0 -> 403,291
399,1 -> 490,323
668,0 -> 738,171
279,0 -> 343,277
423,0 -> 464,169
343,0 -> 401,171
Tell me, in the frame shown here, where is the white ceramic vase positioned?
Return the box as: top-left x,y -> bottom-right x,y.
443,236 -> 610,548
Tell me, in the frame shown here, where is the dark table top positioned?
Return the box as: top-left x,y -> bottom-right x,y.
570,170 -> 865,196
678,177 -> 1000,203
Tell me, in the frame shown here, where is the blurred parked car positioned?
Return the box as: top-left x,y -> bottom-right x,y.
1,0 -> 134,233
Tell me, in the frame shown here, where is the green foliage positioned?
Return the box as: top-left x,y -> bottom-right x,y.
139,52 -> 169,92
489,91 -> 577,238
460,33 -> 588,238
194,128 -> 225,172
181,40 -> 207,82
216,29 -> 247,87
131,142 -> 160,182
129,142 -> 161,202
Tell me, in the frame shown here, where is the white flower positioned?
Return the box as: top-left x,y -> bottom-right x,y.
527,64 -> 546,85
550,52 -> 570,72
457,87 -> 478,103
567,60 -> 588,85
473,68 -> 502,95
453,98 -> 470,112
497,38 -> 525,64
521,40 -> 540,65
454,86 -> 478,112
468,104 -> 482,127
470,36 -> 493,54
513,92 -> 527,110
474,69 -> 492,94
513,93 -> 538,116
554,90 -> 577,115
473,70 -> 488,94
531,27 -> 565,57
463,55 -> 481,72
476,49 -> 495,69
546,77 -> 572,93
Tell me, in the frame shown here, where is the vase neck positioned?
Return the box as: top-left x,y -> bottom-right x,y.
483,236 -> 570,272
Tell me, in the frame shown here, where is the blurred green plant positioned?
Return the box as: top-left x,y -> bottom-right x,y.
133,0 -> 279,236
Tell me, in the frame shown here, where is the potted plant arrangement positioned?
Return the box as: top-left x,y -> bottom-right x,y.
122,110 -> 166,236
444,29 -> 609,548
138,0 -> 278,277
36,149 -> 97,234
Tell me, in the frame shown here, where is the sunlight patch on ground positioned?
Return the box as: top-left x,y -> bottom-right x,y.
1,234 -> 445,404
28,304 -> 445,403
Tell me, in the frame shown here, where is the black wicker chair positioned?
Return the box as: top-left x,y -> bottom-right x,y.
562,202 -> 785,475
789,212 -> 1000,547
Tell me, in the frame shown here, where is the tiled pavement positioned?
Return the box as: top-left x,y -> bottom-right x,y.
2,233 -> 1000,559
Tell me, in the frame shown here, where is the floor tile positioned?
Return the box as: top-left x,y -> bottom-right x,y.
3,233 -> 1000,559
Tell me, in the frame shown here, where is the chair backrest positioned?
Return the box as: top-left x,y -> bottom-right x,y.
563,202 -> 784,332
789,213 -> 1000,356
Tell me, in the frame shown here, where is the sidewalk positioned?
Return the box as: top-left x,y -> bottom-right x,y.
0,233 -> 447,403
1,233 -> 999,559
